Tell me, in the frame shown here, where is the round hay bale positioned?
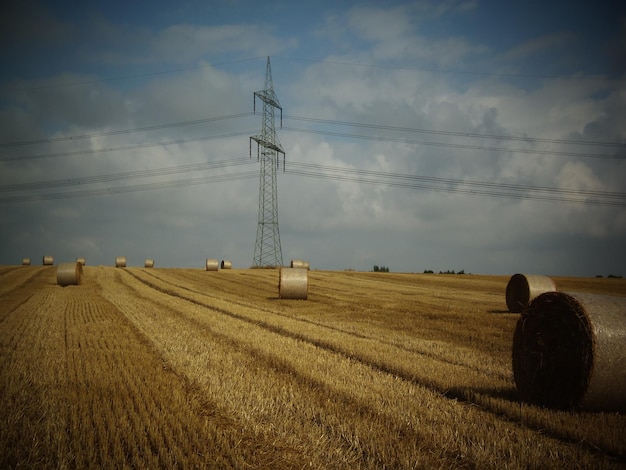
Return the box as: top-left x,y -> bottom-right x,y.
205,258 -> 219,271
144,259 -> 155,268
279,267 -> 308,300
42,255 -> 54,266
115,256 -> 127,268
290,259 -> 305,268
76,257 -> 86,266
512,291 -> 626,411
506,273 -> 556,313
22,258 -> 31,266
302,261 -> 310,270
56,262 -> 82,286
221,260 -> 232,269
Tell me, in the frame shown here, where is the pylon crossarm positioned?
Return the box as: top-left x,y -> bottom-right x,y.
251,136 -> 284,155
254,90 -> 282,111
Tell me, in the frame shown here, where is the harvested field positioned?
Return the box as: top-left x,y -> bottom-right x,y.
0,265 -> 625,468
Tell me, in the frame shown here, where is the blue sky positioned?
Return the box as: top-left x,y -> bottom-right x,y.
1,0 -> 625,275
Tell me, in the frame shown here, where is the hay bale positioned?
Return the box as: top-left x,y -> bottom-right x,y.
512,291 -> 626,411
302,261 -> 310,270
21,258 -> 31,266
42,255 -> 54,266
115,256 -> 127,268
205,258 -> 219,271
290,259 -> 305,268
279,267 -> 308,300
56,262 -> 82,286
221,260 -> 232,269
76,257 -> 86,266
506,273 -> 556,313
144,259 -> 155,268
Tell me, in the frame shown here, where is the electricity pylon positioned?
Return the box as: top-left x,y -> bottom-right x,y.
250,56 -> 285,268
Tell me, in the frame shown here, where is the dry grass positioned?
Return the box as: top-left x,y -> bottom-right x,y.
1,265 -> 625,468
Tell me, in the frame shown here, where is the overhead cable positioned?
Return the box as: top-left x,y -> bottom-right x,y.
0,158 -> 254,192
5,57 -> 264,92
0,171 -> 259,204
0,112 -> 254,148
284,115 -> 626,149
282,127 -> 624,161
284,161 -> 626,207
279,56 -> 625,82
0,130 -> 256,162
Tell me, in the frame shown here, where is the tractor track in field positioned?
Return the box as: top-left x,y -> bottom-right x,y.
2,265 -> 624,467
118,269 -> 626,461
0,267 -> 50,324
110,270 -> 444,468
112,269 -> 601,468
0,266 -> 49,295
0,266 -> 23,278
132,267 -> 511,381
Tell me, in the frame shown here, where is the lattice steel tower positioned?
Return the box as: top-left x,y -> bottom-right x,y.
250,57 -> 285,267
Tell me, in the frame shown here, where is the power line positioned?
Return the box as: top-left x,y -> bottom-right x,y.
282,127 -> 625,161
7,55 -> 618,97
0,112 -> 254,148
2,157 -> 622,206
287,168 -> 624,206
0,158 -> 254,192
288,162 -> 626,199
4,57 -> 264,93
0,130 -> 256,162
2,110 -> 622,161
284,115 -> 626,149
0,170 -> 259,204
284,161 -> 626,207
278,56 -> 625,82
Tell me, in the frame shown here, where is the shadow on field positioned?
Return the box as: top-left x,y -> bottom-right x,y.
487,309 -> 516,314
446,385 -> 520,404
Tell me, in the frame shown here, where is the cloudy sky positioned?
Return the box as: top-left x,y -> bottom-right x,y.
1,0 -> 625,276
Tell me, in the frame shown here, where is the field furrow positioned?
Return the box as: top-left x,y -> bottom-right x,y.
109,267 -> 624,467
139,268 -> 513,382
1,265 -> 624,468
121,267 -> 626,460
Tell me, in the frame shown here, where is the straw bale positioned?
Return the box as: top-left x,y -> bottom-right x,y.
42,255 -> 54,266
279,267 -> 308,300
221,260 -> 232,269
512,291 -> 626,411
76,257 -> 86,266
115,256 -> 127,268
506,273 -> 556,313
205,258 -> 219,271
56,262 -> 82,286
21,258 -> 31,266
290,260 -> 305,268
144,259 -> 155,268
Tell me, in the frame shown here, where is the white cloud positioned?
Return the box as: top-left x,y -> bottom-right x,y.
1,2 -> 624,275
498,32 -> 577,62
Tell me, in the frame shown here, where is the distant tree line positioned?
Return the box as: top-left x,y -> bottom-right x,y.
373,265 -> 390,272
423,269 -> 466,275
595,274 -> 623,278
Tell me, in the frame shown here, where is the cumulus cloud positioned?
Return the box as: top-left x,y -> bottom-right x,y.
0,1 -> 624,274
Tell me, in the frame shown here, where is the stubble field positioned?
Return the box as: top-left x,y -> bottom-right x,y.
1,265 -> 625,469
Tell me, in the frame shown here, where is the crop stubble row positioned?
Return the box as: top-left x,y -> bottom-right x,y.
119,267 -> 624,467
0,267 -> 307,468
0,266 -> 625,468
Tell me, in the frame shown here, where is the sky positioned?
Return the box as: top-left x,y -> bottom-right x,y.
1,0 -> 625,276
